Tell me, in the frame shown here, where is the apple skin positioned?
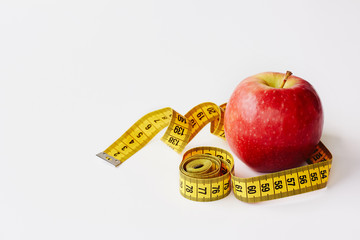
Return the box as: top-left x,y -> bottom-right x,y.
224,72 -> 323,173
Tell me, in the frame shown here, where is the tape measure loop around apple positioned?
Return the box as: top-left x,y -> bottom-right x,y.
97,102 -> 332,202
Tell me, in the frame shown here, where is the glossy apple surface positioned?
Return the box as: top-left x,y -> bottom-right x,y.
224,72 -> 323,172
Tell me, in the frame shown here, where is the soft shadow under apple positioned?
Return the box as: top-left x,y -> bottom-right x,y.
320,132 -> 353,187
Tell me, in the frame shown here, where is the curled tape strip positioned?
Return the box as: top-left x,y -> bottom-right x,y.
97,102 -> 332,202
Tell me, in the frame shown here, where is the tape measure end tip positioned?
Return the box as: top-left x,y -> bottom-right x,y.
96,152 -> 122,167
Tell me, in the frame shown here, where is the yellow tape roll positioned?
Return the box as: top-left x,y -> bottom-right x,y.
97,102 -> 332,202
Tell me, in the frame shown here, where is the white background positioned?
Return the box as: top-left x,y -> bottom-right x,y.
1,0 -> 359,239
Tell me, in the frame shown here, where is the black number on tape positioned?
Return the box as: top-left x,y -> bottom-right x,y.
197,112 -> 205,121
198,187 -> 207,195
261,183 -> 270,192
177,115 -> 187,124
312,152 -> 323,161
287,178 -> 296,186
212,185 -> 220,194
174,126 -> 185,136
206,107 -> 216,114
299,175 -> 307,184
168,137 -> 179,146
274,181 -> 283,190
235,184 -> 242,192
190,118 -> 196,128
310,172 -> 318,182
247,185 -> 256,194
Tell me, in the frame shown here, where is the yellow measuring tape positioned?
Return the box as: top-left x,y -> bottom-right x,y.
97,102 -> 332,202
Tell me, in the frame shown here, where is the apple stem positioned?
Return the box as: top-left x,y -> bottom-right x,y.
280,71 -> 293,88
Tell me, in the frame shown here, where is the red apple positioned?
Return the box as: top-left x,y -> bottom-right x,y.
224,71 -> 323,173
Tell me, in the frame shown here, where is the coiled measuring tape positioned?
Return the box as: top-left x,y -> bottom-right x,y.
97,102 -> 332,202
